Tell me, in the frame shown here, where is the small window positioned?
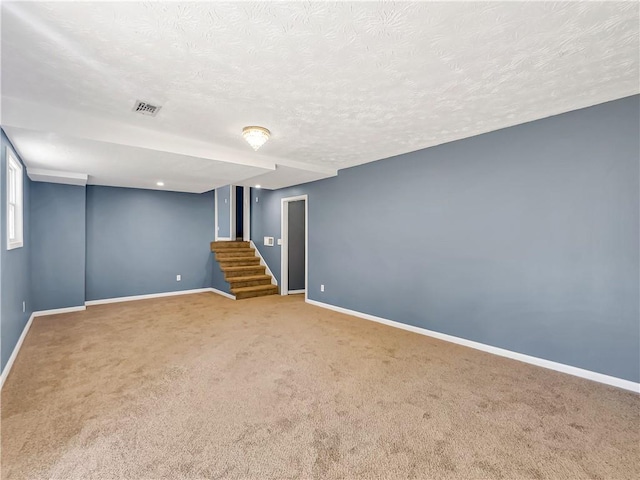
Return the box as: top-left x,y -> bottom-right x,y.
6,149 -> 23,250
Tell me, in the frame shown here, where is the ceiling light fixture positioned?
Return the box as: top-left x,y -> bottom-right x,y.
156,181 -> 164,186
255,184 -> 261,189
242,126 -> 270,151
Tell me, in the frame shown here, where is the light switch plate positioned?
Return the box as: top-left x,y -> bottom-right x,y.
264,236 -> 274,246
277,238 -> 282,245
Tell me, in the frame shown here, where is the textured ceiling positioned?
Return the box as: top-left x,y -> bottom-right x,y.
1,1 -> 638,191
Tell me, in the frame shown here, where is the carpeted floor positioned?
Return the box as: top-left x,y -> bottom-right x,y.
1,293 -> 638,479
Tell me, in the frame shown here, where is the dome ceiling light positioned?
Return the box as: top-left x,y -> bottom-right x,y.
242,126 -> 270,151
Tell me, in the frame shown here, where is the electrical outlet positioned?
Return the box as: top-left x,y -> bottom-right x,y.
22,301 -> 26,313
176,274 -> 181,281
320,285 -> 325,292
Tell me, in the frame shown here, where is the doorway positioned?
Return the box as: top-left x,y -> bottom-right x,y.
235,186 -> 243,240
215,185 -> 250,242
281,195 -> 308,297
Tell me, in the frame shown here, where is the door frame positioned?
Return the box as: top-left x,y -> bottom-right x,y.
243,187 -> 250,242
280,194 -> 308,299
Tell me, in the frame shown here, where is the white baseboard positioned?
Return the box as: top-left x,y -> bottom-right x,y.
0,288 -> 236,389
0,312 -> 35,389
288,289 -> 305,295
306,299 -> 640,393
209,287 -> 236,300
85,288 -> 218,306
1,305 -> 87,389
33,305 -> 86,317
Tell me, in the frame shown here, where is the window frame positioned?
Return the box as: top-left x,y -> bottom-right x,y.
6,148 -> 24,250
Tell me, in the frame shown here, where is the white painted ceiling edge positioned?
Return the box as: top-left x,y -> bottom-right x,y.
2,98 -> 338,193
236,165 -> 338,191
27,169 -> 88,187
1,1 -> 638,192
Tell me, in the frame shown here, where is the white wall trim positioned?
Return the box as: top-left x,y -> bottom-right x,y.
280,194 -> 308,300
230,184 -> 236,241
85,288 -> 215,306
306,299 -> 640,393
243,187 -> 250,242
250,240 -> 278,286
33,305 -> 86,317
1,305 -> 89,388
210,287 -> 236,300
0,289 -> 238,389
0,313 -> 35,389
288,289 -> 305,295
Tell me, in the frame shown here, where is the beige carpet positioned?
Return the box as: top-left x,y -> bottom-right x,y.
1,293 -> 638,479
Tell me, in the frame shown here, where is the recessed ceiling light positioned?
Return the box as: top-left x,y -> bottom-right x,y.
157,181 -> 164,186
255,184 -> 261,189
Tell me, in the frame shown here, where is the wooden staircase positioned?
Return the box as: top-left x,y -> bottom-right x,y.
210,241 -> 279,300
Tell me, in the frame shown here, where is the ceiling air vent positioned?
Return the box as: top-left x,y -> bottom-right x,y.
132,100 -> 161,117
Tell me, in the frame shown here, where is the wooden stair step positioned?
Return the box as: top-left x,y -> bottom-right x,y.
215,249 -> 256,258
228,274 -> 273,288
232,284 -> 279,300
210,239 -> 276,295
222,265 -> 266,277
218,256 -> 261,267
211,241 -> 251,252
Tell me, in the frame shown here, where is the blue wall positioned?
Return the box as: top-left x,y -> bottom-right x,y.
86,186 -> 215,301
216,185 -> 231,239
252,95 -> 640,383
2,95 -> 637,383
30,182 -> 86,311
211,260 -> 231,294
1,131 -> 32,371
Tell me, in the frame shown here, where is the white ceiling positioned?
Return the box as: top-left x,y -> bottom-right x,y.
1,1 -> 638,192
3,126 -> 273,192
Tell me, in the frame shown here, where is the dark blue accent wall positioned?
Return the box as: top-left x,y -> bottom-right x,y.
85,186 -> 215,301
251,95 -> 640,383
30,183 -> 86,311
1,131 -> 32,372
236,186 -> 244,239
